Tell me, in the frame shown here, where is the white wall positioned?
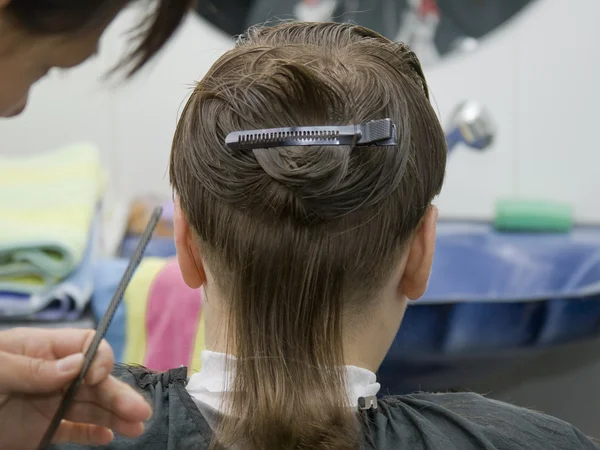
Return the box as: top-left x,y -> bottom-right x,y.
101,9 -> 233,200
430,0 -> 600,222
514,0 -> 600,225
1,0 -> 600,224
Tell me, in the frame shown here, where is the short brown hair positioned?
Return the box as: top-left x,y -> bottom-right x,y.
6,0 -> 194,75
170,21 -> 446,450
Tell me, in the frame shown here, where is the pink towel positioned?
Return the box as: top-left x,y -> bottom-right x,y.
143,259 -> 203,371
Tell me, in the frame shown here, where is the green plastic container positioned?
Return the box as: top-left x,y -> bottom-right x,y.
494,198 -> 573,233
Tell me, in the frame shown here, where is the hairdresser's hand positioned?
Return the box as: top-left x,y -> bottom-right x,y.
0,328 -> 152,450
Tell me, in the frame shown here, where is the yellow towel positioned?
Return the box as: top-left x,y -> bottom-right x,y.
0,143 -> 104,293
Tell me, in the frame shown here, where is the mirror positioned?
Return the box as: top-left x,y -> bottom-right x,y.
196,0 -> 537,66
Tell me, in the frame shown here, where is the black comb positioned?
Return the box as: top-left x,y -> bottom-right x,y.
37,206 -> 163,450
225,119 -> 397,150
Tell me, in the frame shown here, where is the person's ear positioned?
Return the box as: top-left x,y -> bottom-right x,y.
399,205 -> 438,300
173,196 -> 206,289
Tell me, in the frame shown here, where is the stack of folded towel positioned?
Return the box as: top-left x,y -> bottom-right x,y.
0,143 -> 104,323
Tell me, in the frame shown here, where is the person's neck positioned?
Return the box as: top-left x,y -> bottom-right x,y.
202,287 -> 402,374
202,288 -> 229,354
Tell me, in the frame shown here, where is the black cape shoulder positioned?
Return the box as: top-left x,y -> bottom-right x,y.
52,365 -> 599,450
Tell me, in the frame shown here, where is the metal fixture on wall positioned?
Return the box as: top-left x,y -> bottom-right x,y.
445,101 -> 495,154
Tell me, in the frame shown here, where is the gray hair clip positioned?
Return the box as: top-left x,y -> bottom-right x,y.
225,119 -> 397,150
358,395 -> 378,411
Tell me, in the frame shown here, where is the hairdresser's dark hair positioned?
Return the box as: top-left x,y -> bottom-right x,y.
5,0 -> 193,75
170,21 -> 446,450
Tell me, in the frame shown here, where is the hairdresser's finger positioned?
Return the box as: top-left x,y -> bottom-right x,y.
75,375 -> 152,423
0,350 -> 83,394
38,329 -> 114,386
52,421 -> 114,446
83,339 -> 115,386
0,328 -> 115,386
0,328 -> 92,358
62,402 -> 145,438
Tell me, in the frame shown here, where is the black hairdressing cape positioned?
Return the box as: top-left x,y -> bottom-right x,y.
53,365 -> 599,450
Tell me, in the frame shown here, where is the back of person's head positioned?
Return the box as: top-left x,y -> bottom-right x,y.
170,21 -> 447,450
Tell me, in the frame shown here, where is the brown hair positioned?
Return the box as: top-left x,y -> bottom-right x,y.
170,21 -> 446,450
5,0 -> 193,75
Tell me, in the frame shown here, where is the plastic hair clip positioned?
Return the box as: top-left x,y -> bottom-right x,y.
225,119 -> 397,150
357,395 -> 378,411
